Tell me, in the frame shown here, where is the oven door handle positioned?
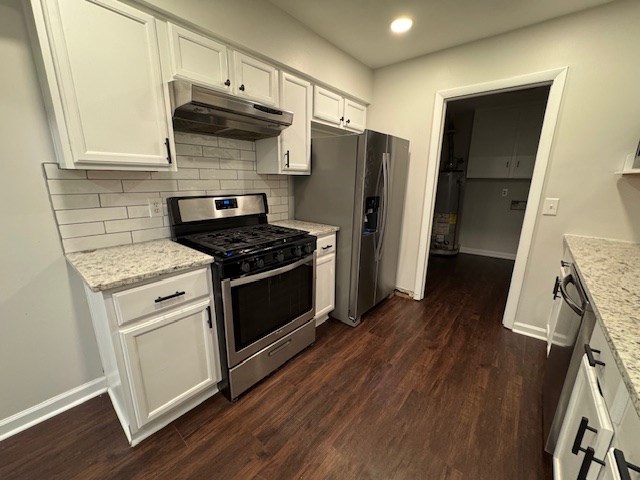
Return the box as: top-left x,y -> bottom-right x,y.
228,255 -> 314,288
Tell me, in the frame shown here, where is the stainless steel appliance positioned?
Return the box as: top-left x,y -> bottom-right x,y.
167,194 -> 316,401
543,260 -> 596,454
170,80 -> 293,140
294,130 -> 409,327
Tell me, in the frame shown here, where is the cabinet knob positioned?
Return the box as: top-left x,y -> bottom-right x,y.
340,116 -> 344,122
346,119 -> 351,124
239,84 -> 245,91
224,79 -> 231,87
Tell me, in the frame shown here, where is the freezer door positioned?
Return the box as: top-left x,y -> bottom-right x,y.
376,136 -> 409,302
349,131 -> 387,322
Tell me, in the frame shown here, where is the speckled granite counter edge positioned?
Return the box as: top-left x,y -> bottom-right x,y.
272,219 -> 340,237
564,235 -> 640,415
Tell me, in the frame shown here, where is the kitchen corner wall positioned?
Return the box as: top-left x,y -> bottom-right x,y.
44,133 -> 292,254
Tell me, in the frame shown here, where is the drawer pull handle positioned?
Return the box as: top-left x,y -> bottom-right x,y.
321,245 -> 333,250
614,448 -> 640,480
572,416 -> 598,456
155,291 -> 186,303
268,339 -> 292,357
585,344 -> 605,367
577,447 -> 605,480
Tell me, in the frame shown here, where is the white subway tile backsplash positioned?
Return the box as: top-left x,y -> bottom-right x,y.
175,144 -> 203,156
56,207 -> 127,225
99,192 -> 159,207
59,222 -> 106,239
50,194 -> 100,210
202,146 -> 240,160
122,180 -> 177,192
132,227 -> 171,243
62,232 -> 132,253
44,135 -> 291,253
43,163 -> 87,180
105,217 -> 164,233
87,170 -> 151,180
48,179 -> 123,194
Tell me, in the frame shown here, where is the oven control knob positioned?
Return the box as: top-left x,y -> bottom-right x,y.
304,244 -> 313,254
275,251 -> 285,262
293,246 -> 303,257
255,258 -> 265,268
240,261 -> 250,273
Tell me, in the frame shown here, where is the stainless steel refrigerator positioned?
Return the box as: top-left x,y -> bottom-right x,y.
294,130 -> 409,327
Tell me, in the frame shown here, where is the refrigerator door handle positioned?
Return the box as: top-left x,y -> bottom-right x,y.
376,153 -> 390,261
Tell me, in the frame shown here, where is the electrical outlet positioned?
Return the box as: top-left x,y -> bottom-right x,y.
148,198 -> 163,218
501,188 -> 509,197
543,198 -> 559,216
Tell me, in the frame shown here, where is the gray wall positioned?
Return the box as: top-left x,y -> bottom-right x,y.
368,0 -> 640,331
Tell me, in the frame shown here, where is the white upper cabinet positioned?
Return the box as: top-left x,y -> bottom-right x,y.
312,86 -> 367,132
467,101 -> 546,180
29,0 -> 175,170
343,98 -> 367,132
256,73 -> 311,175
232,51 -> 279,105
167,23 -> 231,92
313,86 -> 344,125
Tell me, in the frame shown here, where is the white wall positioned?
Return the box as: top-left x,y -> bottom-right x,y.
458,180 -> 530,257
135,0 -> 373,102
0,0 -> 103,419
368,0 -> 640,331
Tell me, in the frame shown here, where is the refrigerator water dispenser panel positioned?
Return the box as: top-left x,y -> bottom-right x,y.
364,196 -> 380,233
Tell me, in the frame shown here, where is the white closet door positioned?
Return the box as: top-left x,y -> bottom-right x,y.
45,0 -> 173,168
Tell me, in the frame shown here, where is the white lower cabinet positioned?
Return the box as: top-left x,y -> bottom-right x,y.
314,233 -> 336,326
554,356 -> 614,479
554,320 -> 640,479
84,266 -> 221,445
121,300 -> 219,428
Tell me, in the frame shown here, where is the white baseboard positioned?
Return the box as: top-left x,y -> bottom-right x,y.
0,377 -> 106,441
459,246 -> 517,261
511,322 -> 547,342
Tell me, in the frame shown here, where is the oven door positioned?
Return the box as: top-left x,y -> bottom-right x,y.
221,255 -> 315,367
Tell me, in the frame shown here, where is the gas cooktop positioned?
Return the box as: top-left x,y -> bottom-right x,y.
183,224 -> 309,258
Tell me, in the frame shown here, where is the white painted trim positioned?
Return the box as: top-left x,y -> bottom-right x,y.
0,377 -> 106,441
458,246 -> 517,261
412,67 -> 569,332
512,322 -> 547,342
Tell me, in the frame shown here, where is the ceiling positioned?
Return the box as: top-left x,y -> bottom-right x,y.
268,0 -> 614,68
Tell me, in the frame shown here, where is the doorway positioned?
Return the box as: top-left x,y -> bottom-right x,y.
430,87 -> 549,275
412,68 -> 568,333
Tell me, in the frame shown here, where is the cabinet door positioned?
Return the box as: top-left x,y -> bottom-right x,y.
280,73 -> 311,173
36,0 -> 173,169
120,300 -> 220,428
511,102 -> 546,179
554,356 -> 614,480
315,253 -> 336,325
313,86 -> 344,125
343,99 -> 367,132
232,51 -> 278,105
467,105 -> 520,179
167,23 -> 230,92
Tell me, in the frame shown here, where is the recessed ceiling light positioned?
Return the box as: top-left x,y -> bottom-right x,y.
390,17 -> 413,34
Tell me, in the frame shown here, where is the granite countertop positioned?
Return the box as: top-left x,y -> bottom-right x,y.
66,240 -> 214,292
564,234 -> 640,415
273,219 -> 340,237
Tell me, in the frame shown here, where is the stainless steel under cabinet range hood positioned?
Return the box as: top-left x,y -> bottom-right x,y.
170,80 -> 293,141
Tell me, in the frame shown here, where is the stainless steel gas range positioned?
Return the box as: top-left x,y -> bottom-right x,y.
167,194 -> 316,401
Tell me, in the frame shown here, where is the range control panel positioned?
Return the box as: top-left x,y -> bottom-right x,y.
215,198 -> 238,210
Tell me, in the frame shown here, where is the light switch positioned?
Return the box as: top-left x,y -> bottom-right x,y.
543,198 -> 559,216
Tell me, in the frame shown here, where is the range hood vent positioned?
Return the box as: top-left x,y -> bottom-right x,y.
170,80 -> 293,141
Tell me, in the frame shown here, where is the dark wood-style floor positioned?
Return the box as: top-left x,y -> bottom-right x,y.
0,254 -> 552,479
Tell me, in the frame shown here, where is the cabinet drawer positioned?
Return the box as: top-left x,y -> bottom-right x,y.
113,268 -> 209,325
588,321 -> 624,414
317,234 -> 336,257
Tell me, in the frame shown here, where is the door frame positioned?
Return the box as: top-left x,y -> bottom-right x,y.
412,67 -> 568,331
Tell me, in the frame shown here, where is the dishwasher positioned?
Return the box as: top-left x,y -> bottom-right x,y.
543,259 -> 596,455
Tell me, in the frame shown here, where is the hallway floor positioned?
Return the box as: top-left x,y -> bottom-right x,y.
0,253 -> 552,479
